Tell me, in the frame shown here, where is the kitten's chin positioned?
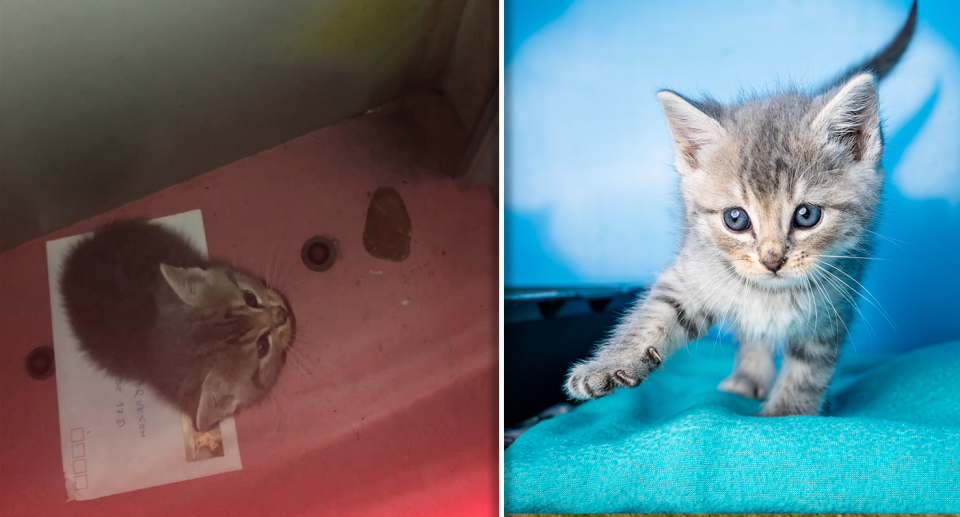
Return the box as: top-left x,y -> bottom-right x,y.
748,272 -> 805,290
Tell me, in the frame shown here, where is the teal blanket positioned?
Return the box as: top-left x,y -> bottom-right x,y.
505,340 -> 960,513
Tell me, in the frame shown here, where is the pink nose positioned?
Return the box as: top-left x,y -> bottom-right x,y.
761,253 -> 786,273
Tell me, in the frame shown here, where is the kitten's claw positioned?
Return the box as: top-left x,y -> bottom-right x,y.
583,382 -> 598,399
565,357 -> 655,400
647,347 -> 662,365
615,370 -> 639,387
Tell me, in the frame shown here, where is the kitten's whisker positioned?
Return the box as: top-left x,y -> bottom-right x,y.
802,273 -> 819,333
865,230 -> 911,252
814,264 -> 876,337
813,254 -> 908,266
816,267 -> 864,362
288,344 -> 311,363
288,335 -> 323,354
291,356 -> 311,377
271,390 -> 284,434
278,280 -> 314,293
818,260 -> 899,334
275,237 -> 297,289
289,343 -> 319,358
263,220 -> 299,290
866,230 -> 911,245
813,255 -> 881,259
810,267 -> 849,338
285,347 -> 313,376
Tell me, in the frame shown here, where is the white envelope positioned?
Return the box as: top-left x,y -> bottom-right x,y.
46,210 -> 242,501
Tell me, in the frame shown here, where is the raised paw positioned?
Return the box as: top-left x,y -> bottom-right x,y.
564,346 -> 662,400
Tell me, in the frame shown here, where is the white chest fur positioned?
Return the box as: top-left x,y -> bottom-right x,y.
702,276 -> 811,342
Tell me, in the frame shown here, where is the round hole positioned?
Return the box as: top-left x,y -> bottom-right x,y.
308,242 -> 330,265
301,236 -> 337,272
27,346 -> 55,380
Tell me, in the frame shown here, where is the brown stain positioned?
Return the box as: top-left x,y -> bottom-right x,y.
363,187 -> 412,262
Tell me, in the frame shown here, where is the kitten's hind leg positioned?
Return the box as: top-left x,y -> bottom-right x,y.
718,338 -> 775,400
760,339 -> 839,416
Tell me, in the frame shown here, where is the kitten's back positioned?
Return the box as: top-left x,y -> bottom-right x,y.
60,219 -> 206,379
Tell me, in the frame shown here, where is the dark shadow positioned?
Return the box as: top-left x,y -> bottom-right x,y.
0,180 -> 41,251
0,96 -> 148,251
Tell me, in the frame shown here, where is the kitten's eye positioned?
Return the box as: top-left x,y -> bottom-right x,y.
243,290 -> 260,308
256,334 -> 270,358
793,204 -> 822,228
723,208 -> 751,232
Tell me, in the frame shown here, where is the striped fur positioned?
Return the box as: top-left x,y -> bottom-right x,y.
565,2 -> 916,416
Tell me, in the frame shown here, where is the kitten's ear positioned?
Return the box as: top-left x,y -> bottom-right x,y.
195,371 -> 235,432
811,73 -> 881,163
160,264 -> 214,306
657,90 -> 726,172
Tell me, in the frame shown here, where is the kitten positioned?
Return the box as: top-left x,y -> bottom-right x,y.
565,2 -> 917,416
60,219 -> 294,430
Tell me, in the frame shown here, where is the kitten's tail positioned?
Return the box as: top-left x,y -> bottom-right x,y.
821,0 -> 917,92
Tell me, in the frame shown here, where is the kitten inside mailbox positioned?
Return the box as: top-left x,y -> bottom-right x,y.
60,219 -> 294,431
566,2 -> 917,416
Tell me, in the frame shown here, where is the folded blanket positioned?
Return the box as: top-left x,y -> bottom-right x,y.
505,340 -> 960,513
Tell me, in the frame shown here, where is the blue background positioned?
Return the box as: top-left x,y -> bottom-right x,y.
505,0 -> 960,352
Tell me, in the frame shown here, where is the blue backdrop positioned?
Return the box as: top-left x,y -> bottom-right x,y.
506,0 -> 960,352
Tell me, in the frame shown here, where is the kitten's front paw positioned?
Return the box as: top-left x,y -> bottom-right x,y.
564,346 -> 662,400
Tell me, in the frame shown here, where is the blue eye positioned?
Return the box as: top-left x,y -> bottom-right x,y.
793,205 -> 822,228
723,208 -> 751,232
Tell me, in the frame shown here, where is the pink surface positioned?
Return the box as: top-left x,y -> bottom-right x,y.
0,113 -> 498,515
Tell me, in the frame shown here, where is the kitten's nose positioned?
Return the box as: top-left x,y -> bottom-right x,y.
761,253 -> 786,273
276,307 -> 288,324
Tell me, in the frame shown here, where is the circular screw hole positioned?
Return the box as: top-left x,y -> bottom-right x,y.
308,242 -> 330,264
26,346 -> 55,380
301,236 -> 337,272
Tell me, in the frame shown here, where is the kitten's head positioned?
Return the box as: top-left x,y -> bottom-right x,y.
659,74 -> 883,289
159,264 -> 293,430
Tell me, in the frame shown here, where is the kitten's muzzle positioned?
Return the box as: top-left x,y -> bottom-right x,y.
274,306 -> 288,324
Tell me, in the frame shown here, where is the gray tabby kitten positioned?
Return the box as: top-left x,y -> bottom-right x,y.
60,219 -> 294,430
565,2 -> 917,416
